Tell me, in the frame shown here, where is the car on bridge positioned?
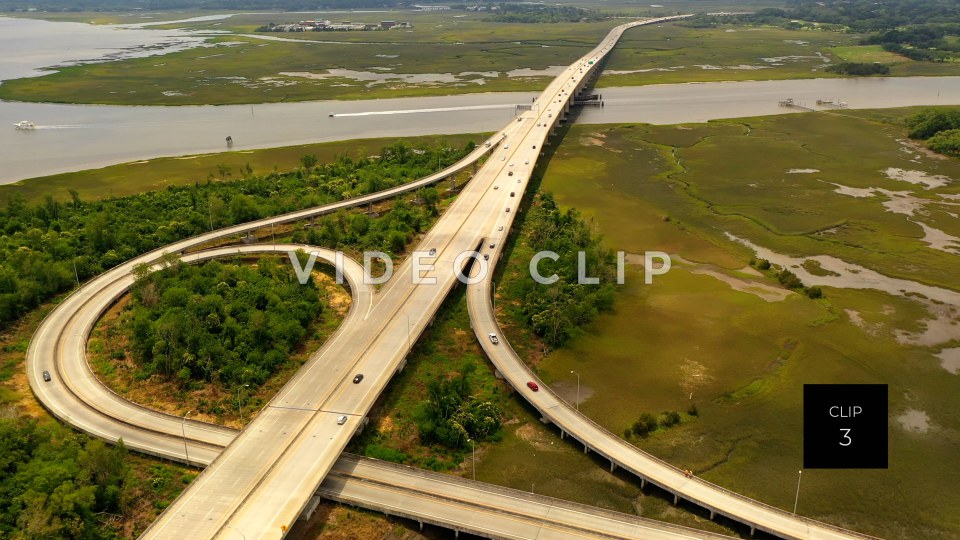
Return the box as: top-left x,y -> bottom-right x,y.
527,381 -> 539,392
488,333 -> 499,345
337,415 -> 348,425
43,370 -> 51,382
353,374 -> 364,384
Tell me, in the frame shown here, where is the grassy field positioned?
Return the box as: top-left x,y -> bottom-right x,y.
0,133 -> 481,205
598,24 -> 960,88
508,110 -> 960,538
5,13 -> 960,106
0,11 -> 616,105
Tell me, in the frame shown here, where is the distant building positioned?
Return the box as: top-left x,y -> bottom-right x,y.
414,4 -> 450,11
380,20 -> 397,29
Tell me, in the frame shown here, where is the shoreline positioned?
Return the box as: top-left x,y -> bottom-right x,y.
3,77 -> 960,186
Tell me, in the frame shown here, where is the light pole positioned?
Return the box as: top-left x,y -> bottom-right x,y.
225,525 -> 246,540
793,470 -> 803,514
181,410 -> 192,467
468,439 -> 475,481
237,384 -> 249,424
570,370 -> 580,411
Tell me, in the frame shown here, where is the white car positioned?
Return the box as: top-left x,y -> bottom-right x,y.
337,415 -> 348,425
488,333 -> 499,345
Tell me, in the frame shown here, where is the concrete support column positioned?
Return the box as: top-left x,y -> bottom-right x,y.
610,461 -> 617,473
709,510 -> 716,520
673,493 -> 679,505
583,444 -> 588,454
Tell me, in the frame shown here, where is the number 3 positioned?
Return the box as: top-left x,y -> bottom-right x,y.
839,428 -> 852,446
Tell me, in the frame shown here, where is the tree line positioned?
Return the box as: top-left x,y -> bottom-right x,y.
907,108 -> 960,157
0,416 -> 162,539
415,362 -> 502,449
685,0 -> 960,62
502,192 -> 617,348
0,141 -> 472,329
128,258 -> 324,387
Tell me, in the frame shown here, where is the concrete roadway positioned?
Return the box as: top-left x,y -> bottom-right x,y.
29,238 -> 734,540
26,14 -> 875,540
141,17 -> 681,539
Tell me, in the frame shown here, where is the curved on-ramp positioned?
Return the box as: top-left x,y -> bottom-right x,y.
27,239 -> 734,540
25,14 -> 877,540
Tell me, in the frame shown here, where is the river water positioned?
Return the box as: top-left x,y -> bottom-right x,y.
1,16 -> 959,184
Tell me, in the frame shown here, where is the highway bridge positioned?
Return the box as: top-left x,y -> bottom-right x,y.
26,15 -> 879,540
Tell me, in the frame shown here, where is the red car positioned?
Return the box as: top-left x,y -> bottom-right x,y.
526,381 -> 539,392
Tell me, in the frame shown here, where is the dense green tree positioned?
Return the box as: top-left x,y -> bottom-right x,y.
907,108 -> 960,139
506,192 -> 617,347
0,141 -> 472,329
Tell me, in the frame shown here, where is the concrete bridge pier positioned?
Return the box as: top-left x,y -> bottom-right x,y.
610,461 -> 617,472
673,493 -> 680,505
709,509 -> 716,520
583,444 -> 589,454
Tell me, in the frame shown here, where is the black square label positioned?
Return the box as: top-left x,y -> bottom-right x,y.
803,384 -> 887,469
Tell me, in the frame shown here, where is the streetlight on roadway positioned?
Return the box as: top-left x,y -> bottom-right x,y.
570,370 -> 580,411
793,470 -> 803,514
181,410 -> 192,467
237,384 -> 249,424
468,439 -> 475,481
225,526 -> 246,540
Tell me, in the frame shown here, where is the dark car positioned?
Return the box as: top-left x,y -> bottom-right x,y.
527,381 -> 539,392
42,371 -> 51,382
510,192 -> 515,197
429,248 -> 437,256
508,171 -> 514,176
353,374 -> 364,384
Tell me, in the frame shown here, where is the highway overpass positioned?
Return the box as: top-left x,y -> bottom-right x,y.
27,241 -> 739,540
26,14 -> 878,540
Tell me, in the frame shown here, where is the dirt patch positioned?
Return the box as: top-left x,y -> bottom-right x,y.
679,359 -> 715,397
845,309 -> 881,337
514,422 -> 563,452
689,267 -> 792,302
897,409 -> 932,434
580,131 -> 607,147
884,167 -> 952,189
935,347 -> 960,375
897,138 -> 949,161
550,380 -> 594,407
290,500 -> 431,540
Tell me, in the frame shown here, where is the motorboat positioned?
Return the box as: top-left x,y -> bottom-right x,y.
13,121 -> 36,130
